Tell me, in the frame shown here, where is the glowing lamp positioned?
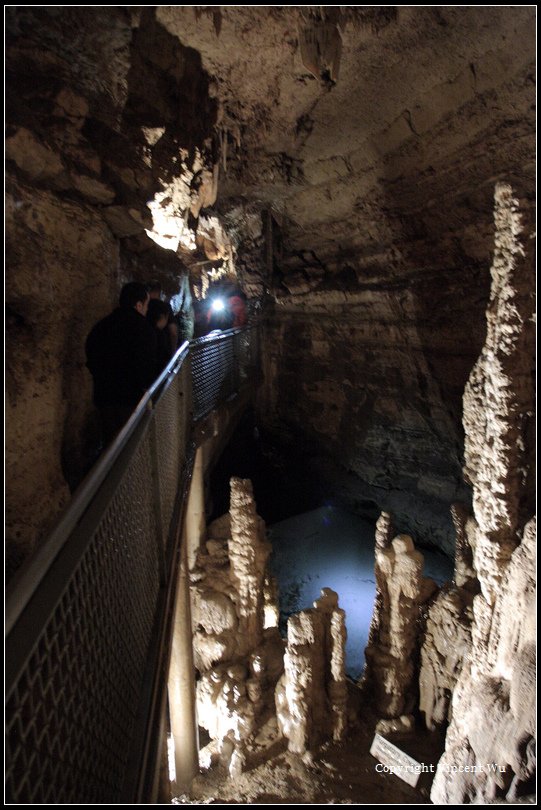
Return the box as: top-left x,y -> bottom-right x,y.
211,298 -> 225,312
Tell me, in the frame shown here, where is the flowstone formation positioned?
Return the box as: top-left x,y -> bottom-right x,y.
275,587 -> 348,754
364,525 -> 437,721
431,184 -> 536,803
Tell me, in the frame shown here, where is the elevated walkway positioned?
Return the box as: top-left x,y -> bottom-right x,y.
5,325 -> 260,804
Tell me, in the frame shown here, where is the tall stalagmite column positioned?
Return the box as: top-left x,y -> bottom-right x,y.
228,477 -> 270,652
431,184 -> 536,803
364,533 -> 437,718
275,587 -> 347,754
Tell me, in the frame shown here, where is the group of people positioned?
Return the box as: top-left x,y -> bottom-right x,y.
194,283 -> 248,336
86,281 -> 188,447
85,279 -> 248,448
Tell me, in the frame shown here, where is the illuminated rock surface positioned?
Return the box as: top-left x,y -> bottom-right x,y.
430,185 -> 535,804
192,478 -> 283,769
275,587 -> 347,754
364,532 -> 437,718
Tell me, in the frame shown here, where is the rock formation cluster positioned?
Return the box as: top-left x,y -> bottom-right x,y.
192,478 -> 349,773
275,587 -> 348,754
362,195 -> 535,801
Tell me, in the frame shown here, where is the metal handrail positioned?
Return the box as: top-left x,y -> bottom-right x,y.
5,341 -> 190,636
5,324 -> 260,805
190,324 -> 248,347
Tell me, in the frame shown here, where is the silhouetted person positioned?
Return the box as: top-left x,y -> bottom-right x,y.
85,282 -> 157,446
147,279 -> 178,355
229,291 -> 248,328
207,299 -> 235,331
205,285 -> 247,332
147,279 -> 164,300
147,298 -> 173,374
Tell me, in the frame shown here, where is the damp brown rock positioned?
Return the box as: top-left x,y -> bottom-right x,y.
5,7 -> 221,575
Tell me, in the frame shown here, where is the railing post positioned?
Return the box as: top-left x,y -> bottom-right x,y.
232,330 -> 240,394
184,446 -> 206,569
167,524 -> 199,796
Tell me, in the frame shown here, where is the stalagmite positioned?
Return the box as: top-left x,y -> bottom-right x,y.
450,502 -> 477,588
419,586 -> 474,731
329,607 -> 348,742
431,184 -> 535,804
431,520 -> 536,803
191,478 -> 283,768
364,532 -> 437,718
275,587 -> 347,754
362,511 -> 395,678
418,503 -> 477,731
229,477 -> 270,652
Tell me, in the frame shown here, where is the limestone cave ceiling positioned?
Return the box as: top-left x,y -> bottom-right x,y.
155,5 -> 535,288
6,6 -> 535,296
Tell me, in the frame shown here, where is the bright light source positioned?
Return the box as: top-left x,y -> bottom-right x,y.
211,298 -> 225,312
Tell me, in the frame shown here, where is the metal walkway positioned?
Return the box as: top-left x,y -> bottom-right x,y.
5,325 -> 259,804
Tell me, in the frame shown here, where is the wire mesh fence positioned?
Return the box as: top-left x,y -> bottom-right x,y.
190,326 -> 259,421
5,326 -> 258,804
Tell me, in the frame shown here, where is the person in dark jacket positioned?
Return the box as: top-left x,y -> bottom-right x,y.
147,298 -> 174,374
85,282 -> 157,446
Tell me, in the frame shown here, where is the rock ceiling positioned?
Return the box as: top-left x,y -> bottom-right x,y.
6,6 -> 535,291
157,6 -> 535,276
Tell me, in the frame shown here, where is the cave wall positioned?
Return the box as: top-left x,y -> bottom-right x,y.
249,7 -> 535,553
6,7 -> 535,571
5,7 -> 219,575
258,276 -> 486,553
4,7 -> 536,799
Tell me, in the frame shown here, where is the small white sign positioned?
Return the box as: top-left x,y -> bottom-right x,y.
370,733 -> 425,788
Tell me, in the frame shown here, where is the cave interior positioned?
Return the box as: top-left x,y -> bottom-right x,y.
5,6 -> 536,805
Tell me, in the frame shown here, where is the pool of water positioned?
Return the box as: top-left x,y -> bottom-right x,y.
268,505 -> 452,680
